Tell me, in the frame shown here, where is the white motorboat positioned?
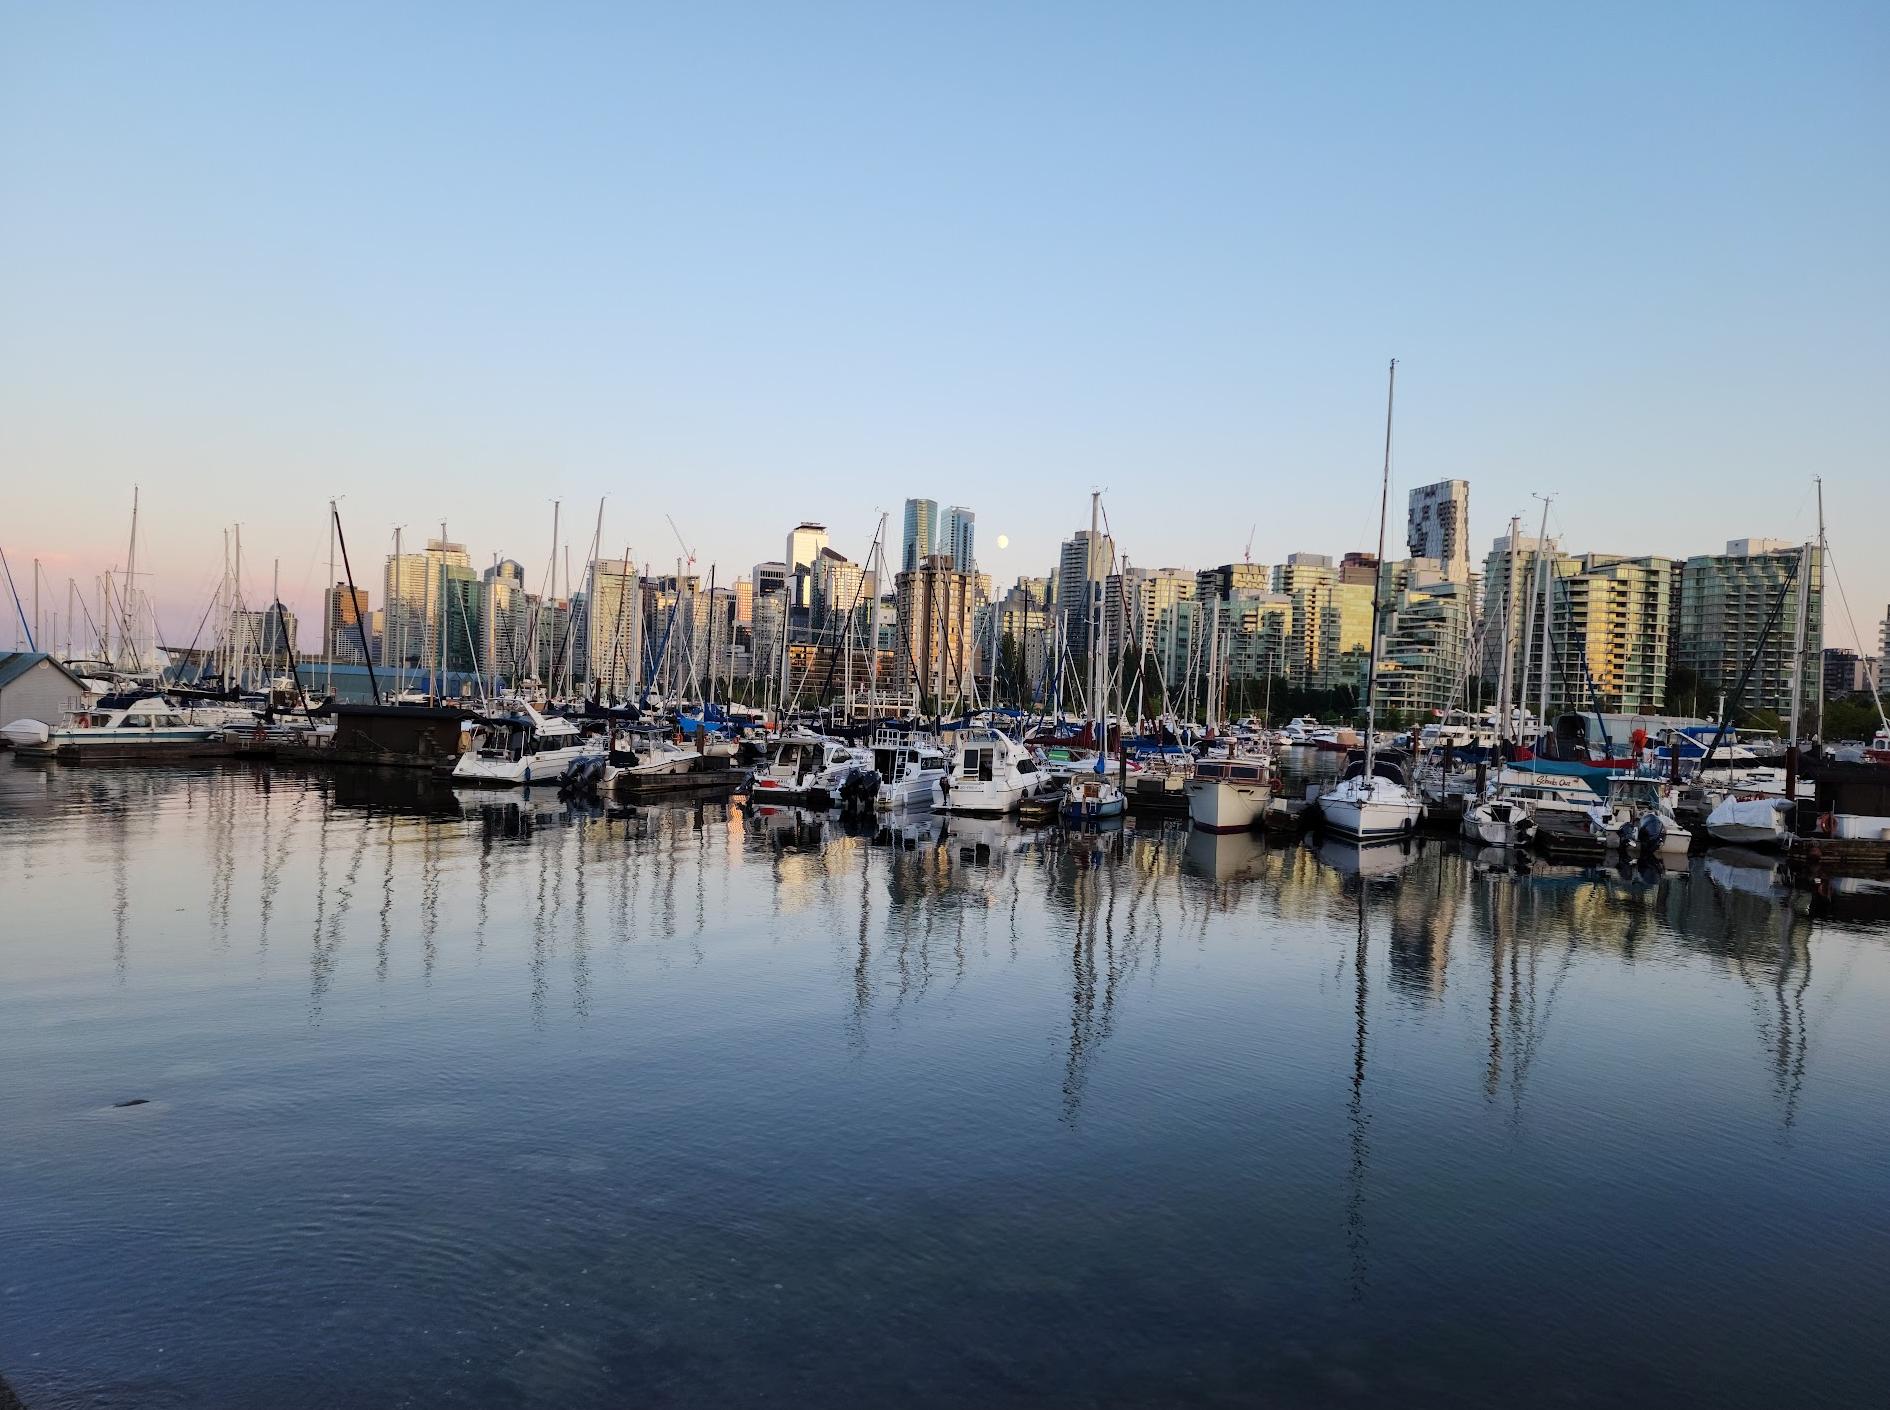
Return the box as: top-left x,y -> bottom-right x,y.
10,696 -> 222,758
1462,794 -> 1536,848
1281,716 -> 1323,746
1705,795 -> 1795,849
750,731 -> 873,807
602,727 -> 700,788
870,728 -> 948,809
936,729 -> 1043,815
1186,755 -> 1272,833
1602,775 -> 1693,857
451,706 -> 602,786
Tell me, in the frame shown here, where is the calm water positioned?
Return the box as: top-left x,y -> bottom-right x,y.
2,761 -> 1888,1409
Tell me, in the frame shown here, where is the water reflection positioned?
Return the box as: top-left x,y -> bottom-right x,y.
3,761 -> 1888,1409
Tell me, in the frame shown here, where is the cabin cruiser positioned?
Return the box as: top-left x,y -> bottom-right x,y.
1319,751 -> 1424,841
936,729 -> 1044,816
451,706 -> 602,786
6,696 -> 222,756
1280,716 -> 1323,746
602,727 -> 700,786
1185,754 -> 1272,833
751,732 -> 874,808
870,729 -> 948,809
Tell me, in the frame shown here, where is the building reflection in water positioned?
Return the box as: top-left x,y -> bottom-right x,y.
0,762 -> 1853,1146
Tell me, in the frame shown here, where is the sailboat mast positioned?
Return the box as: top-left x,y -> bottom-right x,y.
1532,493 -> 1555,734
1496,514 -> 1519,742
1813,476 -> 1826,742
1363,358 -> 1396,785
326,501 -> 336,696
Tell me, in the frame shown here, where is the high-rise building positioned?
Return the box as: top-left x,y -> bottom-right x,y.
1194,563 -> 1270,603
323,583 -> 370,663
1676,540 -> 1822,718
1551,554 -> 1679,713
750,591 -> 785,682
812,546 -> 872,620
895,554 -> 976,708
480,560 -> 530,682
752,561 -> 787,601
733,577 -> 754,627
585,558 -> 642,700
1107,566 -> 1195,658
1478,532 -> 1578,700
902,498 -> 938,573
1055,529 -> 1114,664
785,525 -> 828,610
1822,648 -> 1866,699
1407,480 -> 1471,582
1272,553 -> 1372,689
1339,552 -> 1380,587
1220,591 -> 1295,685
381,538 -> 472,675
942,506 -> 976,572
996,578 -> 1051,702
1377,573 -> 1475,718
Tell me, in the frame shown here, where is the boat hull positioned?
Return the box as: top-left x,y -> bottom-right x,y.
451,744 -> 600,786
1321,794 -> 1422,841
1186,778 -> 1269,833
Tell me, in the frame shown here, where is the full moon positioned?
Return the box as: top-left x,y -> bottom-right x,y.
995,534 -> 1009,550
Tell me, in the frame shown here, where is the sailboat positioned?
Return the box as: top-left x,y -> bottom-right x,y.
1319,359 -> 1424,843
1062,491 -> 1126,823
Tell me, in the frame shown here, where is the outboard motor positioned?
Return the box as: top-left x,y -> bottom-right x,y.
1617,815 -> 1639,856
838,767 -> 881,815
1637,812 -> 1666,855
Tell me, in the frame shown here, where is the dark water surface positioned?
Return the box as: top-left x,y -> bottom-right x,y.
2,761 -> 1887,1408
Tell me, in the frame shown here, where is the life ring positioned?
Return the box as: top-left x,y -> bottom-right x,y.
1818,811 -> 1836,837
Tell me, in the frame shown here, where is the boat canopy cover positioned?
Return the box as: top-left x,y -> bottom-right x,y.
1339,751 -> 1409,786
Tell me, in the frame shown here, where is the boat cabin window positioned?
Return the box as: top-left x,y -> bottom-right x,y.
961,749 -> 984,776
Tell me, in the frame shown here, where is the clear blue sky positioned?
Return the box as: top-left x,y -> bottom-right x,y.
3,2 -> 1886,651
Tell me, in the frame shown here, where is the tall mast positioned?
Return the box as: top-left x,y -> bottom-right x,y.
1515,501 -> 1544,743
391,525 -> 405,694
124,486 -> 139,671
1532,493 -> 1555,733
326,500 -> 336,695
1088,490 -> 1102,743
436,523 -> 448,699
1496,514 -> 1519,742
1363,358 -> 1396,787
1789,536 -> 1811,746
1813,476 -> 1826,742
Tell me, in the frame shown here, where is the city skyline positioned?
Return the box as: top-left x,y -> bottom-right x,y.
2,6 -> 1885,651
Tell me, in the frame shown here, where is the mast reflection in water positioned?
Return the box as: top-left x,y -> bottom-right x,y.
1,762 -> 1887,1410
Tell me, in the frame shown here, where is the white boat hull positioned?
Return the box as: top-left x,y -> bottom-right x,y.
877,773 -> 943,809
937,780 -> 1033,816
1321,788 -> 1423,841
17,727 -> 222,757
1186,778 -> 1269,833
451,743 -> 600,786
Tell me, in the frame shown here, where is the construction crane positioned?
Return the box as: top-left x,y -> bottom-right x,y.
1243,524 -> 1256,564
665,515 -> 697,571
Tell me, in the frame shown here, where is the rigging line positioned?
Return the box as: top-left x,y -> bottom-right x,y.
1820,541 -> 1890,730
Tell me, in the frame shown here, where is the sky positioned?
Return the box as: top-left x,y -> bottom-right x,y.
2,1 -> 1886,652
